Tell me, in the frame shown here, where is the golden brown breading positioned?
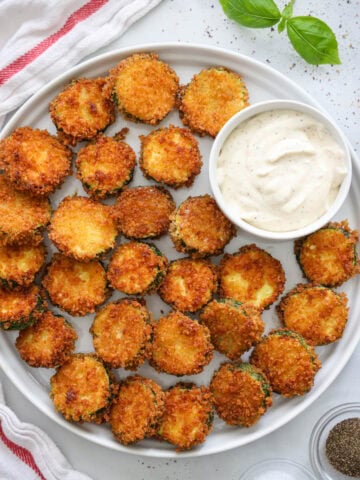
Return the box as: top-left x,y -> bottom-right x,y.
50,353 -> 114,423
0,175 -> 51,246
111,185 -> 175,239
0,242 -> 46,289
250,329 -> 321,397
219,244 -> 285,310
295,220 -> 360,287
210,362 -> 272,427
169,194 -> 236,258
76,133 -> 136,199
107,241 -> 168,295
0,284 -> 45,330
42,253 -> 109,316
106,52 -> 179,125
177,66 -> 249,137
110,375 -> 165,445
199,299 -> 264,360
158,258 -> 218,313
49,196 -> 118,262
150,311 -> 213,376
157,383 -> 214,451
139,125 -> 202,188
15,310 -> 77,368
276,283 -> 349,346
90,298 -> 152,370
0,127 -> 72,196
49,77 -> 115,146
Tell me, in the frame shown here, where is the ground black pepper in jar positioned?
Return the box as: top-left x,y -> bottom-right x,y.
325,417 -> 360,477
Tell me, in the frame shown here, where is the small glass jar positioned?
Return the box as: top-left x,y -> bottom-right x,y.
238,458 -> 317,480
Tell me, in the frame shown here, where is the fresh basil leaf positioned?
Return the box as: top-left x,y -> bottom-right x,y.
219,0 -> 281,28
281,0 -> 294,20
287,16 -> 341,64
277,17 -> 287,33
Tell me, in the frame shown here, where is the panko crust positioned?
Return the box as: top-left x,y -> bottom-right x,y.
210,362 -> 272,427
42,253 -> 109,316
0,127 -> 72,196
219,244 -> 285,310
250,329 -> 321,397
15,310 -> 77,368
0,284 -> 45,330
276,283 -> 349,346
150,311 -> 214,376
169,194 -> 236,258
49,77 -> 115,146
177,66 -> 249,137
139,125 -> 202,188
158,258 -> 218,313
106,52 -> 179,125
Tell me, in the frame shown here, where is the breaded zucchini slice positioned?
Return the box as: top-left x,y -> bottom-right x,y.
158,258 -> 218,313
107,52 -> 179,125
0,175 -> 51,246
42,253 -> 109,316
49,196 -> 118,261
107,241 -> 168,295
169,194 -> 236,258
157,383 -> 214,451
177,66 -> 249,137
50,353 -> 114,423
15,310 -> 77,368
49,77 -> 115,146
250,329 -> 321,397
0,127 -> 72,196
295,220 -> 359,287
0,284 -> 45,330
90,298 -> 152,370
200,299 -> 264,360
0,242 -> 46,289
210,362 -> 272,427
219,244 -> 285,310
76,133 -> 136,199
139,125 -> 202,188
110,375 -> 165,445
150,311 -> 213,376
276,283 -> 349,346
112,185 -> 175,239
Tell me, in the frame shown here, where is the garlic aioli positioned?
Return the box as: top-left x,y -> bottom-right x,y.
216,109 -> 348,232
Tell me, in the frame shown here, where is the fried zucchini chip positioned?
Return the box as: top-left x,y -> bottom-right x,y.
49,77 -> 115,146
42,253 -> 109,316
50,353 -> 114,423
169,194 -> 236,258
139,125 -> 202,188
49,196 -> 118,261
0,175 -> 51,246
0,127 -> 72,196
0,284 -> 45,330
76,133 -> 136,199
15,310 -> 77,368
157,383 -> 214,451
219,244 -> 285,310
276,283 -> 349,346
107,241 -> 168,295
295,220 -> 359,287
90,298 -> 152,370
210,362 -> 272,427
150,311 -> 213,376
200,299 -> 264,360
158,258 -> 218,313
110,375 -> 165,445
178,66 -> 249,137
107,52 -> 179,125
250,329 -> 321,397
112,185 -> 175,239
0,242 -> 46,289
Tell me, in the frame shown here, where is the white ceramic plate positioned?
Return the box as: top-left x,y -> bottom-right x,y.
0,43 -> 359,458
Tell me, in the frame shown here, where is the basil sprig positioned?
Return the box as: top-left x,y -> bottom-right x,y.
219,0 -> 341,65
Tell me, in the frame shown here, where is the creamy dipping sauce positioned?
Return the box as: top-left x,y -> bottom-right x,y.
216,109 -> 348,232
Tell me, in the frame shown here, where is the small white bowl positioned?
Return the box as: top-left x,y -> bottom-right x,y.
209,99 -> 352,241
